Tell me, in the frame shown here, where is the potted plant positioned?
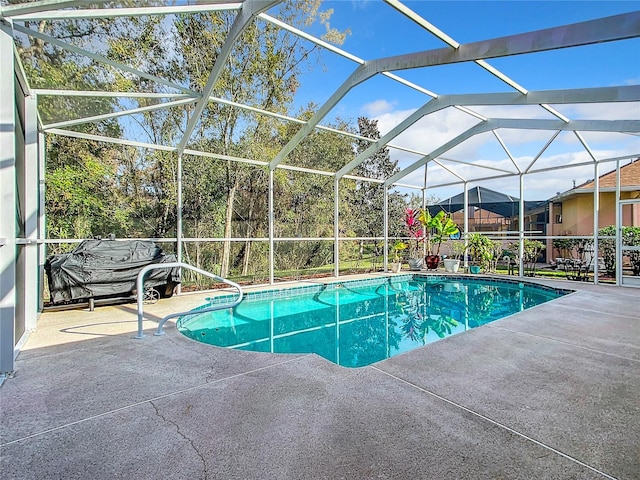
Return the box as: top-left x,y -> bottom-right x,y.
467,233 -> 492,273
389,240 -> 407,273
444,239 -> 466,273
420,210 -> 460,270
404,208 -> 424,270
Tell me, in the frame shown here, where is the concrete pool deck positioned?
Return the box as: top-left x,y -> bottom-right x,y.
1,275 -> 638,479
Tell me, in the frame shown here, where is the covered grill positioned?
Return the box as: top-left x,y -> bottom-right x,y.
45,238 -> 181,305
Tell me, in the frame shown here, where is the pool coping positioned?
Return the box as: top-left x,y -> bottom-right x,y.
202,272 -> 574,306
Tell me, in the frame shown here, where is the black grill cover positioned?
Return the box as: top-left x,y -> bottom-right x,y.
45,239 -> 181,304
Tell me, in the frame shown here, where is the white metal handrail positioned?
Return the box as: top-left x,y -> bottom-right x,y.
135,262 -> 243,339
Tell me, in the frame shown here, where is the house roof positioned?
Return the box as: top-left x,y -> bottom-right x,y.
580,159 -> 640,189
550,159 -> 640,201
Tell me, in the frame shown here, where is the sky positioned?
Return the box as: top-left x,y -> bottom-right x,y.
285,0 -> 640,201
20,0 -> 638,203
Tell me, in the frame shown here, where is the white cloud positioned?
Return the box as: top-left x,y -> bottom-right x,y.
375,106 -> 482,157
365,99 -> 640,200
361,99 -> 397,117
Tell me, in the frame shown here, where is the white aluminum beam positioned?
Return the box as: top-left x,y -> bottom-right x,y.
38,131 -> 46,312
383,0 -> 633,127
13,24 -> 196,95
438,156 -> 517,175
337,85 -> 640,179
432,159 -> 466,183
45,127 -> 382,179
13,44 -> 30,95
524,131 -> 561,173
493,130 -> 522,173
268,169 -> 274,284
0,0 -> 105,18
207,94 -> 376,142
261,12 -> 439,100
10,4 -> 242,21
381,71 -> 438,98
574,131 -> 598,162
491,118 -> 639,132
333,178 -> 339,277
474,59 -> 528,94
593,161 -> 600,283
41,98 -> 197,131
336,98 -> 456,177
259,13 -> 364,65
385,0 -> 460,48
387,122 -> 492,187
176,0 -> 280,156
269,65 -> 378,169
386,118 -> 640,186
33,89 -> 197,99
47,128 -> 176,152
433,85 -> 640,107
367,12 -> 640,74
428,154 -> 640,191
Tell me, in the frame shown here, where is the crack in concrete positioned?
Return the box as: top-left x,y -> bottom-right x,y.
2,355 -> 305,448
150,400 -> 209,480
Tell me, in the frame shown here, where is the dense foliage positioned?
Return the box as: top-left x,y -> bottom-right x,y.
14,1 -> 409,282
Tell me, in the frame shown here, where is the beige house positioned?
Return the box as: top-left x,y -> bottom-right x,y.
546,159 -> 640,260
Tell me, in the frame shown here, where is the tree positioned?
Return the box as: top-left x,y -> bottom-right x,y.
169,3 -> 349,277
350,117 -> 406,256
13,7 -> 137,241
274,109 -> 355,272
16,1 -> 362,281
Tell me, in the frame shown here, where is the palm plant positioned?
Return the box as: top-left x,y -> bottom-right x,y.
419,210 -> 459,256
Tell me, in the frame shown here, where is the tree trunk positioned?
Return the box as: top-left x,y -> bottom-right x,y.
241,195 -> 255,276
242,240 -> 251,276
220,183 -> 237,278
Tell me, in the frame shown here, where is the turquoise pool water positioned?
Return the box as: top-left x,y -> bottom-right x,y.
178,275 -> 570,368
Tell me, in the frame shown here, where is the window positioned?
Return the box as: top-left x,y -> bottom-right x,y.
553,203 -> 563,223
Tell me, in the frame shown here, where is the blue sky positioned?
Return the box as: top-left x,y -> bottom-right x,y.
284,1 -> 640,200
27,0 -> 637,201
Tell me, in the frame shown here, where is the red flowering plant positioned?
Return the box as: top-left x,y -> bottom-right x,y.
404,208 -> 425,259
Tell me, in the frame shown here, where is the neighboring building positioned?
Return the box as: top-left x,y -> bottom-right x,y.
545,159 -> 640,260
431,162 -> 640,263
430,186 -> 545,233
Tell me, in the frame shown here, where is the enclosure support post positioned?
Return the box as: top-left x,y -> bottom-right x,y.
38,130 -> 46,313
518,174 -> 525,278
269,168 -> 274,284
593,162 -> 600,283
383,187 -> 389,271
0,18 -> 17,380
176,153 -> 183,294
334,177 -> 340,278
421,188 -> 427,258
615,160 -> 621,286
463,182 -> 468,270
16,94 -> 39,334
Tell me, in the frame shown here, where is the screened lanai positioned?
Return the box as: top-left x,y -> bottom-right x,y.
1,0 -> 639,379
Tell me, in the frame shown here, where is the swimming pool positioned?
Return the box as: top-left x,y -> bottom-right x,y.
178,275 -> 571,368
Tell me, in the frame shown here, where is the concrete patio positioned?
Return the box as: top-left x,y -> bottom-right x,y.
1,275 -> 638,479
